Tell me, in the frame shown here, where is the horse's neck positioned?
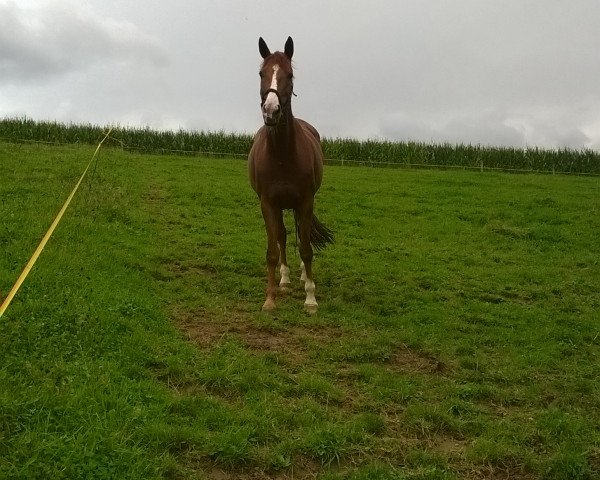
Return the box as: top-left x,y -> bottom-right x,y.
267,110 -> 295,157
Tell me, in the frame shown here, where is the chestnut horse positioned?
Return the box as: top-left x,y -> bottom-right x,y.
248,36 -> 333,313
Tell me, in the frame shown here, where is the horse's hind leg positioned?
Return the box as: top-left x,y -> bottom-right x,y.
277,211 -> 291,291
297,207 -> 317,314
300,261 -> 306,282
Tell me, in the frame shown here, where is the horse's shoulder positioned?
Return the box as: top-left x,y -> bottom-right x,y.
252,126 -> 268,143
249,127 -> 267,157
295,118 -> 321,143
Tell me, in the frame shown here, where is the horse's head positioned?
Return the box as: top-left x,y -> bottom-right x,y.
258,36 -> 294,127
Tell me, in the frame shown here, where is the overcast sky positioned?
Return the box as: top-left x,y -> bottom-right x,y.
1,0 -> 600,149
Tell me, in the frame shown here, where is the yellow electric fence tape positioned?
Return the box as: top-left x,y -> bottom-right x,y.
0,128 -> 113,318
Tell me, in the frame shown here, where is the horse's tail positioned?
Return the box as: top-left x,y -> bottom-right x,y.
295,213 -> 335,251
310,215 -> 335,251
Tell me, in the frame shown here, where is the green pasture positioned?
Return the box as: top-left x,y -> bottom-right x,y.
0,140 -> 598,479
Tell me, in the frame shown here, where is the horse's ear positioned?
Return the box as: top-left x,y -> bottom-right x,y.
259,37 -> 271,59
284,36 -> 294,59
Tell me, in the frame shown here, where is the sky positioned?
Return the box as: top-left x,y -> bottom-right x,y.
1,0 -> 600,149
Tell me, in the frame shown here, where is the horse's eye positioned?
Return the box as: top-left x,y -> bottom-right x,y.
259,71 -> 264,78
288,73 -> 293,79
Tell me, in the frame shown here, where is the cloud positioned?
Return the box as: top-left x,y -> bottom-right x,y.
378,109 -> 595,150
2,0 -> 600,149
379,111 -> 526,147
0,0 -> 168,84
336,1 -> 600,148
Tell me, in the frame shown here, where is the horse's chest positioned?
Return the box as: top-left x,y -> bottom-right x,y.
264,178 -> 302,208
251,152 -> 314,209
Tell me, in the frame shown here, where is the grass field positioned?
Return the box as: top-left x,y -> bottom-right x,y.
0,140 -> 599,479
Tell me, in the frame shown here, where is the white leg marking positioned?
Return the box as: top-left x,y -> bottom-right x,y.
279,264 -> 290,286
300,261 -> 306,282
305,279 -> 317,308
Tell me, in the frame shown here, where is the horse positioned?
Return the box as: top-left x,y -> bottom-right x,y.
248,36 -> 333,314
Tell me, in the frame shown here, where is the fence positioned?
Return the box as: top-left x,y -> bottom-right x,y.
1,118 -> 599,175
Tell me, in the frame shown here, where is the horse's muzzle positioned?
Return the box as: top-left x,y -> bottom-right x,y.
261,88 -> 283,126
262,102 -> 281,126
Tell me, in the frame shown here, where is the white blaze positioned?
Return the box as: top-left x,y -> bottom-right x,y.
263,64 -> 280,113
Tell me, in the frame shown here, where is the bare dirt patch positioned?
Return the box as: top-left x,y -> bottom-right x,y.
435,437 -> 467,456
143,185 -> 168,205
170,305 -> 342,364
460,465 -> 538,480
165,261 -> 218,277
183,455 -> 321,480
388,345 -> 449,375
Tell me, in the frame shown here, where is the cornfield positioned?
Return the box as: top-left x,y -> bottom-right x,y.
1,117 -> 598,174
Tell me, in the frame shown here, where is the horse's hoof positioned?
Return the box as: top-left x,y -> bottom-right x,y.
304,303 -> 318,315
262,299 -> 276,311
279,283 -> 291,293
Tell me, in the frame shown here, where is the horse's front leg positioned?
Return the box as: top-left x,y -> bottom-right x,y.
277,211 -> 291,291
261,199 -> 280,311
297,206 -> 318,314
